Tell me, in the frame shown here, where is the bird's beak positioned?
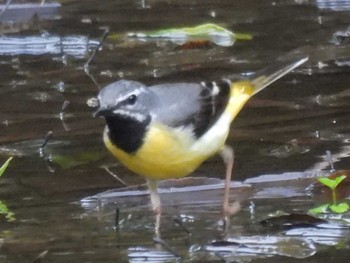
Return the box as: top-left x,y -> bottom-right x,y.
93,106 -> 116,117
93,106 -> 110,118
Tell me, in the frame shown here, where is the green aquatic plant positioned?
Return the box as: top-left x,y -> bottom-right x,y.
0,157 -> 15,221
0,156 -> 12,177
0,200 -> 15,222
310,175 -> 350,214
51,151 -> 103,169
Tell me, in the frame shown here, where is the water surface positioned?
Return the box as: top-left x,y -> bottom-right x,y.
1,0 -> 350,262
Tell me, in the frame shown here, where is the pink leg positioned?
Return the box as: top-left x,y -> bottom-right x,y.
220,145 -> 241,220
147,179 -> 161,237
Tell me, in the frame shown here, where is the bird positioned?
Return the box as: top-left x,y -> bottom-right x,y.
94,55 -> 308,232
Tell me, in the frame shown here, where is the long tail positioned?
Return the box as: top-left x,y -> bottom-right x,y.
250,56 -> 308,95
226,55 -> 308,119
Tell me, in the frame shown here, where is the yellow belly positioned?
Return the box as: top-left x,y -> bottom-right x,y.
104,123 -> 225,180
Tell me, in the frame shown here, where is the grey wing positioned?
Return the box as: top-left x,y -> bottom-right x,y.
149,80 -> 231,138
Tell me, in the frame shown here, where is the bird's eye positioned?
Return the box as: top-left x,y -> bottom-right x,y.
127,94 -> 137,105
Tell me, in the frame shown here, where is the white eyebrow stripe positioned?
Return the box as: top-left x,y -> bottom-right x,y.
117,88 -> 146,103
112,109 -> 148,122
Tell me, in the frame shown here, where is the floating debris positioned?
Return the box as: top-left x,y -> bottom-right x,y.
124,23 -> 252,47
260,213 -> 327,229
86,97 -> 99,108
332,26 -> 350,45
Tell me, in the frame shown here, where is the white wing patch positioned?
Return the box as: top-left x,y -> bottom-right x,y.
191,110 -> 231,155
211,81 -> 220,96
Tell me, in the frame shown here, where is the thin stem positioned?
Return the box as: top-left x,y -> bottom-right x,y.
332,189 -> 337,206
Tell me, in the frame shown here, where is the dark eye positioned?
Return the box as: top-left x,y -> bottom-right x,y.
127,94 -> 137,105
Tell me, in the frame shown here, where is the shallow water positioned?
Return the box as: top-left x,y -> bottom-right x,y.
1,0 -> 350,262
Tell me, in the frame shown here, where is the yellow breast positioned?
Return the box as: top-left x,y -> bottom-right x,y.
104,122 -> 225,180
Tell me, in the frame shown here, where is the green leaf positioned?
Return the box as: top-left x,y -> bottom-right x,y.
309,204 -> 330,214
333,175 -> 347,188
0,200 -> 15,222
318,175 -> 346,190
329,203 -> 350,214
0,157 -> 13,177
127,23 -> 252,46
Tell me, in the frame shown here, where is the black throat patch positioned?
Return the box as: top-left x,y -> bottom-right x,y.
105,114 -> 151,154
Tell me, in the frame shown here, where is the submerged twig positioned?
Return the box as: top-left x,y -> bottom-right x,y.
214,252 -> 226,262
153,237 -> 181,258
39,131 -> 55,173
173,216 -> 191,235
59,100 -> 71,131
85,67 -> 100,89
45,158 -> 55,173
61,100 -> 70,113
103,166 -> 128,186
0,0 -> 12,20
84,27 -> 110,68
84,28 -> 110,89
114,207 -> 120,230
32,250 -> 49,263
39,131 -> 53,156
326,150 -> 336,172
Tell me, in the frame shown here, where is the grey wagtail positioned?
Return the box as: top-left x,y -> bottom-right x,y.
94,56 -> 308,228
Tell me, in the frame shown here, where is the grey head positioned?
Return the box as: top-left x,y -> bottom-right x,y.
95,80 -> 162,153
95,80 -> 159,123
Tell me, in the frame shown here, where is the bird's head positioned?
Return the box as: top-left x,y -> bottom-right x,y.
94,80 -> 156,124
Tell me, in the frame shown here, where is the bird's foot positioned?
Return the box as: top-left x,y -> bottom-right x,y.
222,200 -> 241,217
221,201 -> 241,233
153,206 -> 161,238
